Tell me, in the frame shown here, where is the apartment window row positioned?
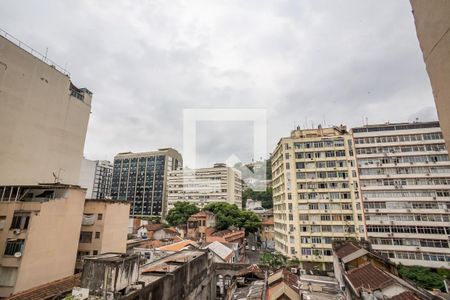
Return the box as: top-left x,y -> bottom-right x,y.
357,154 -> 448,166
379,250 -> 450,262
301,248 -> 333,256
299,192 -> 354,200
361,178 -> 450,187
355,132 -> 443,145
300,225 -> 356,233
364,201 -> 450,210
364,190 -> 450,199
356,144 -> 445,155
300,236 -> 336,244
367,225 -> 449,235
359,166 -> 450,176
294,139 -> 346,149
366,214 -> 449,222
298,181 -> 353,189
296,171 -> 354,179
299,203 -> 354,210
372,238 -> 448,248
299,214 -> 356,221
294,150 -> 348,160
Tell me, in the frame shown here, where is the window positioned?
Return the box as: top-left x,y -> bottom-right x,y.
4,239 -> 25,256
10,214 -> 30,230
0,267 -> 18,286
95,232 -> 100,239
93,250 -> 98,255
0,216 -> 6,230
79,231 -> 93,243
97,214 -> 103,220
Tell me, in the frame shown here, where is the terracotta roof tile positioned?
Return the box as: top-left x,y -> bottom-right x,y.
346,263 -> 394,291
390,291 -> 422,300
6,274 -> 80,300
335,243 -> 361,259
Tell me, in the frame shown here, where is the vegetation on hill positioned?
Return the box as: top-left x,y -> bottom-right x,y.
165,201 -> 199,226
398,265 -> 450,291
242,187 -> 273,209
203,202 -> 261,233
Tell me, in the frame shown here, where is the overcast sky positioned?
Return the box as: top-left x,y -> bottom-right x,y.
0,0 -> 437,167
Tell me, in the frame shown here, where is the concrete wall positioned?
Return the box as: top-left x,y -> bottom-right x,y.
79,200 -> 130,256
410,1 -> 450,150
123,251 -> 214,300
78,158 -> 97,198
0,187 -> 86,297
0,36 -> 91,185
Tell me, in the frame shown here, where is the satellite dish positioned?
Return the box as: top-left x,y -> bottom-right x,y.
14,252 -> 22,258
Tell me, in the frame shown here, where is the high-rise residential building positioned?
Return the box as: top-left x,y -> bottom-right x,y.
353,121 -> 450,268
111,148 -> 182,217
0,184 -> 86,297
167,163 -> 243,210
410,1 -> 450,151
0,32 -> 92,186
78,158 -> 113,199
76,199 -> 130,270
271,126 -> 365,270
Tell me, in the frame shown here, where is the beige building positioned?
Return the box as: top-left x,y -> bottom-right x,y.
111,148 -> 182,217
167,163 -> 243,210
353,121 -> 450,268
410,1 -> 450,151
187,211 -> 217,240
0,33 -> 92,186
0,184 -> 86,297
271,126 -> 365,270
76,199 -> 130,270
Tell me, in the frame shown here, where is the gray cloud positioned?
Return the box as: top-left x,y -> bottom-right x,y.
0,0 -> 437,166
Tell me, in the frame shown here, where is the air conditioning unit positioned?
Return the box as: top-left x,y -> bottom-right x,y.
291,267 -> 298,274
380,220 -> 383,224
14,252 -> 22,258
433,197 -> 437,200
415,247 -> 420,251
375,209 -> 379,213
13,229 -> 21,235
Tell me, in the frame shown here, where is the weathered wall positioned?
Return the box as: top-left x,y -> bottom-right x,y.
0,36 -> 91,185
123,251 -> 215,300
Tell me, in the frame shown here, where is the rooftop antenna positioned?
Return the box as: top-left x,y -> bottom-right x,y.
365,117 -> 369,126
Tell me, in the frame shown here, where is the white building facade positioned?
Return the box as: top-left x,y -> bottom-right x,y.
353,121 -> 450,268
271,126 -> 365,270
78,159 -> 113,199
167,163 -> 242,210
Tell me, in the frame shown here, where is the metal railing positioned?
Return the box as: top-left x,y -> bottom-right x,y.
0,28 -> 70,76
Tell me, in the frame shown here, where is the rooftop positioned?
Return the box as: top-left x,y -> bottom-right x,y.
6,274 -> 80,300
0,28 -> 70,76
156,240 -> 198,251
346,263 -> 394,291
202,241 -> 233,261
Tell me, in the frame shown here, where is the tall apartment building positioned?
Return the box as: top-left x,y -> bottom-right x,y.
271,126 -> 365,270
111,148 -> 182,217
0,33 -> 92,185
353,121 -> 450,268
0,184 -> 86,297
410,1 -> 450,151
167,163 -> 242,210
76,199 -> 130,270
78,158 -> 113,199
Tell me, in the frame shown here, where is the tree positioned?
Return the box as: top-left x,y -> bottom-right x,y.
165,202 -> 199,226
203,201 -> 261,233
260,252 -> 288,270
242,187 -> 273,209
398,265 -> 445,291
287,257 -> 301,268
